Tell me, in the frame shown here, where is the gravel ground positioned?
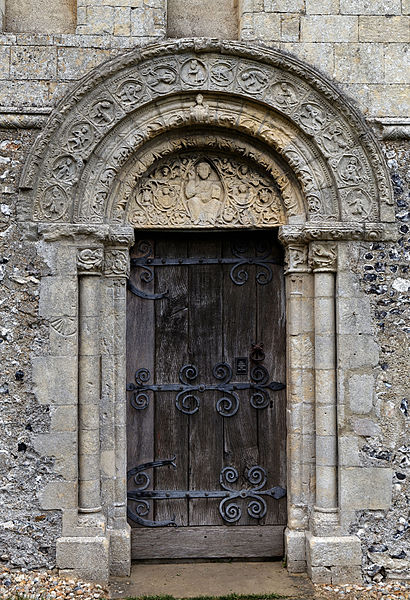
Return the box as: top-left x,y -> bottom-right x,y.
1,567 -> 409,599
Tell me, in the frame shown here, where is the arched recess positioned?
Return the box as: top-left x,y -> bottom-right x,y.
21,41 -> 397,584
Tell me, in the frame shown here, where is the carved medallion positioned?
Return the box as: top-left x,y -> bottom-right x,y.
344,189 -> 372,220
299,102 -> 326,132
142,65 -> 178,93
52,155 -> 79,184
89,99 -> 115,126
321,123 -> 349,155
128,152 -> 285,228
238,67 -> 269,94
116,79 -> 144,106
66,122 -> 94,153
180,59 -> 208,86
337,155 -> 364,185
271,81 -> 299,108
40,185 -> 69,221
210,61 -> 235,87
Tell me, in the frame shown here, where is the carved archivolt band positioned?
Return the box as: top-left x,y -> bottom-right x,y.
20,40 -> 394,237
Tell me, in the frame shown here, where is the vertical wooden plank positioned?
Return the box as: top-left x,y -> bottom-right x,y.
126,235 -> 155,527
222,233 -> 258,527
154,233 -> 189,526
188,234 -> 224,525
257,233 -> 287,525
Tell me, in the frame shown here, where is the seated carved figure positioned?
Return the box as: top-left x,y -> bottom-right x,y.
184,161 -> 223,224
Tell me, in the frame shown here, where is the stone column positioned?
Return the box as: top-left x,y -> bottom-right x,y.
310,242 -> 338,520
103,243 -> 132,577
77,247 -> 104,514
306,242 -> 362,584
283,243 -> 314,573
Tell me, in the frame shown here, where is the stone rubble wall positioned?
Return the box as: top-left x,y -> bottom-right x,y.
0,0 -> 408,583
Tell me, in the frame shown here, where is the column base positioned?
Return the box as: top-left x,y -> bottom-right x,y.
57,535 -> 110,583
306,532 -> 362,584
109,525 -> 131,577
285,528 -> 306,573
311,506 -> 341,536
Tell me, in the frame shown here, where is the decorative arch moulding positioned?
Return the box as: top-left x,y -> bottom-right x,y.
19,40 -> 395,241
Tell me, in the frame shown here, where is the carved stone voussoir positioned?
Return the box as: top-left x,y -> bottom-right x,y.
104,249 -> 130,278
309,243 -> 337,272
77,248 -> 104,273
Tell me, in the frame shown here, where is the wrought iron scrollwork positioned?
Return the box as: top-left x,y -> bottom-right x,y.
127,362 -> 285,416
128,239 -> 282,300
127,459 -> 286,527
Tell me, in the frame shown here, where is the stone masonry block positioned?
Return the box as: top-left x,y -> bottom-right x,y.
285,528 -> 306,562
340,467 -> 392,509
334,43 -> 384,84
57,536 -> 110,582
339,83 -> 410,118
39,481 -> 78,510
331,566 -> 363,584
85,6 -> 114,34
114,7 -> 131,36
308,565 -> 332,583
339,435 -> 360,466
307,533 -> 362,567
32,356 -> 77,406
385,44 -> 410,83
281,15 -> 300,41
359,16 -> 410,41
337,334 -> 379,368
32,431 -> 76,459
0,46 -> 10,78
270,0 -> 305,11
109,527 -> 131,577
340,0 -> 401,14
39,276 -> 77,318
351,416 -> 381,437
10,46 -> 57,79
252,13 -> 281,40
280,42 -> 334,75
348,374 -> 374,414
57,47 -> 115,80
404,0 -> 410,14
337,297 -> 373,335
301,16 -> 358,42
306,0 -> 339,14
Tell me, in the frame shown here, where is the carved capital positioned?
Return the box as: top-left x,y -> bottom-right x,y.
284,244 -> 309,274
309,243 -> 337,272
77,248 -> 104,274
104,248 -> 130,278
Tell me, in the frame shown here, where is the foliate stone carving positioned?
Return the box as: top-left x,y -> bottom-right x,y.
128,152 -> 285,228
104,249 -> 129,277
285,245 -> 309,274
309,243 -> 337,272
77,248 -> 104,273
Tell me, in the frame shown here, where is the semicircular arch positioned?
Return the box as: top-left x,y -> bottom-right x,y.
20,40 -> 394,231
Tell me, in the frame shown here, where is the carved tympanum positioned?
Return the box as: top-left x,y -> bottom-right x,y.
128,152 -> 286,228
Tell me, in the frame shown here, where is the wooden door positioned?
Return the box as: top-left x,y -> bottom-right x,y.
126,232 -> 286,560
